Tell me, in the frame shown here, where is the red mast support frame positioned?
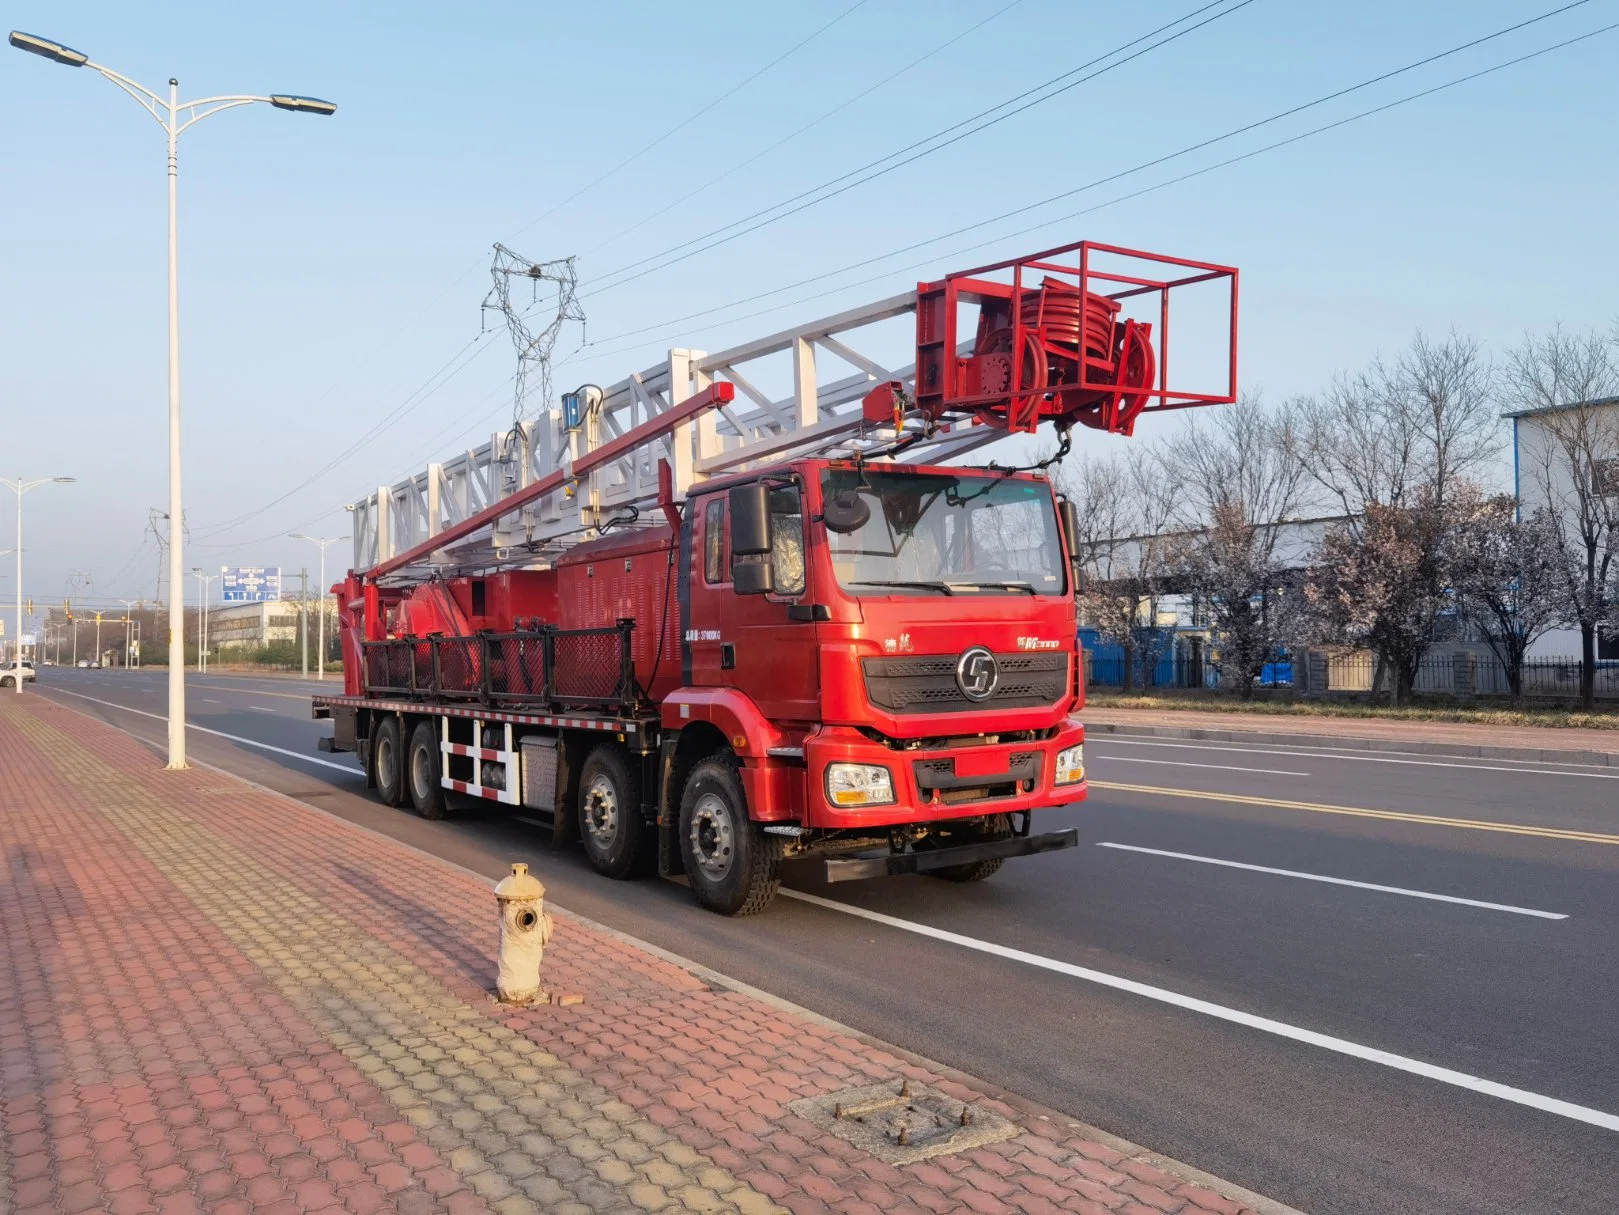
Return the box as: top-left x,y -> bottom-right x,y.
913,239 -> 1238,436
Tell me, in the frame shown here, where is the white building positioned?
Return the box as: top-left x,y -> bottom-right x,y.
1507,395 -> 1619,659
207,599 -> 330,650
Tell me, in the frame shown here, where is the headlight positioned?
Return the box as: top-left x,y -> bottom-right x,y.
1055,743 -> 1085,785
825,762 -> 896,807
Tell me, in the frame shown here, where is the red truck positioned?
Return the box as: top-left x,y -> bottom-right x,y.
312,239 -> 1237,914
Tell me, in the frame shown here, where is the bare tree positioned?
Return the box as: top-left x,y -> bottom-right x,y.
1306,492 -> 1464,702
1504,327 -> 1619,709
1161,396 -> 1309,697
1057,449 -> 1175,690
1449,494 -> 1564,700
1297,332 -> 1500,698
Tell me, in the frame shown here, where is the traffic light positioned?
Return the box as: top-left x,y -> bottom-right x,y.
64,599 -> 73,621
25,599 -> 33,616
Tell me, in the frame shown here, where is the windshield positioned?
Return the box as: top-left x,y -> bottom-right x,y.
820,469 -> 1066,596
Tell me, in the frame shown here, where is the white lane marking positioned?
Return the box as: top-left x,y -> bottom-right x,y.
1096,842 -> 1567,920
779,889 -> 1618,1133
1095,755 -> 1309,777
43,687 -> 360,775
249,706 -> 277,714
202,698 -> 223,704
1094,737 -> 1619,779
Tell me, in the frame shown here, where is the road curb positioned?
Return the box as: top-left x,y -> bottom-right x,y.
1084,720 -> 1619,768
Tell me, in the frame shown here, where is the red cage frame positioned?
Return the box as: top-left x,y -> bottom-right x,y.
913,239 -> 1239,434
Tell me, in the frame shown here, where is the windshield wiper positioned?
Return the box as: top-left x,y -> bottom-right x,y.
953,581 -> 1038,595
848,579 -> 954,596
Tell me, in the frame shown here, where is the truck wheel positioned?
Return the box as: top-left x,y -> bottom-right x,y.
407,721 -> 447,820
578,744 -> 647,880
679,756 -> 781,916
373,716 -> 407,808
923,813 -> 1012,883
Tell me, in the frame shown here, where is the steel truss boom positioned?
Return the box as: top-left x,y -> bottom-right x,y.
349,238 -> 1238,586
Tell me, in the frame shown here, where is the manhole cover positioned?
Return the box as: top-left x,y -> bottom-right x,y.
787,1078 -> 1018,1164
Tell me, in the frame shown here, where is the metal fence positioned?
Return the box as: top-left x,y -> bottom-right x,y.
1307,652 -> 1619,700
1084,647 -> 1619,700
1084,653 -> 1292,691
361,620 -> 641,711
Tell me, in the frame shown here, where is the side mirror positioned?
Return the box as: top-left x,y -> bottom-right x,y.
1059,498 -> 1082,560
729,483 -> 772,556
732,559 -> 774,595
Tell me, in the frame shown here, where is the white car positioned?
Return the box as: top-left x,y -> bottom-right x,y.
0,660 -> 37,688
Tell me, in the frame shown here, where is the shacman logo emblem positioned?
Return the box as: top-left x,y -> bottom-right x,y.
955,646 -> 999,701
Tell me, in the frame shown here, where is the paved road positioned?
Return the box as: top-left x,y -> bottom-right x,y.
32,667 -> 1619,1215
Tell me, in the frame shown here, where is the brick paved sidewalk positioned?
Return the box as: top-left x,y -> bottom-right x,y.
0,694 -> 1289,1215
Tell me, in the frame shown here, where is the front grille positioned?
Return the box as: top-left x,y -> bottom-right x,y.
863,652 -> 1066,714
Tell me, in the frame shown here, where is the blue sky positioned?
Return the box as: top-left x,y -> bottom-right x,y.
2,0 -> 1616,621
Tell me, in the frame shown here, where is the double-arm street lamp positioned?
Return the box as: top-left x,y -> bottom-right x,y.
3,477 -> 75,694
289,534 -> 341,680
11,30 -> 334,766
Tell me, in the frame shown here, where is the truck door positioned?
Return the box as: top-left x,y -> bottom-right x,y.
723,483 -> 819,724
684,494 -> 730,688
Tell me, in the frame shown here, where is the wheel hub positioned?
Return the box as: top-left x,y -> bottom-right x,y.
583,775 -> 619,844
688,792 -> 735,879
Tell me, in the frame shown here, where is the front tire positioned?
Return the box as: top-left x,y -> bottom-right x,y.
578,744 -> 647,879
373,716 -> 407,808
922,813 -> 1012,882
407,721 -> 446,819
679,757 -> 781,916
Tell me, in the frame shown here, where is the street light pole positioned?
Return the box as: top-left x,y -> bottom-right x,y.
2,476 -> 74,693
192,568 -> 218,673
11,30 -> 334,765
289,534 -> 340,680
118,598 -> 139,668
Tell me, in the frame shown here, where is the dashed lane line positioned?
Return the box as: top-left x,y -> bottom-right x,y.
1096,841 -> 1568,919
1089,781 -> 1619,846
780,889 -> 1619,1134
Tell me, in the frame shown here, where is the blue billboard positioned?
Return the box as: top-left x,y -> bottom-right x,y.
220,566 -> 282,602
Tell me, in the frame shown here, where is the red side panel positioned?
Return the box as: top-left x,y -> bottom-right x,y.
556,526 -> 681,704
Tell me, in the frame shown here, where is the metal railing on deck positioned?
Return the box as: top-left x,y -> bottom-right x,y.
361,620 -> 640,712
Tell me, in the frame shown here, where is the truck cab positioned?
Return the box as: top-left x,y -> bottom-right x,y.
665,457 -> 1086,903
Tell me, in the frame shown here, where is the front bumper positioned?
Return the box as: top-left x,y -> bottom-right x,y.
820,827 -> 1079,882
801,717 -> 1086,830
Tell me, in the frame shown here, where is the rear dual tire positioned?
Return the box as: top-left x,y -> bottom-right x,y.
372,716 -> 446,819
578,744 -> 651,879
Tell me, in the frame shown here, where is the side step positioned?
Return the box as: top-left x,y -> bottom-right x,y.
821,827 -> 1079,883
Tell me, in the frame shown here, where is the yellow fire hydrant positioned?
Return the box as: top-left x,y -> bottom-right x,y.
494,862 -> 553,1004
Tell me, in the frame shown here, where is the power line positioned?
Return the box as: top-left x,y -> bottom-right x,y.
193,330 -> 499,538
568,1 -> 1604,356
578,0 -> 1257,297
503,0 -> 874,246
584,0 -> 1029,258
193,8 -> 877,547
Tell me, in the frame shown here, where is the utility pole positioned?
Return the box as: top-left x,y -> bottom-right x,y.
289,534 -> 340,680
94,611 -> 103,667
299,567 -> 309,679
